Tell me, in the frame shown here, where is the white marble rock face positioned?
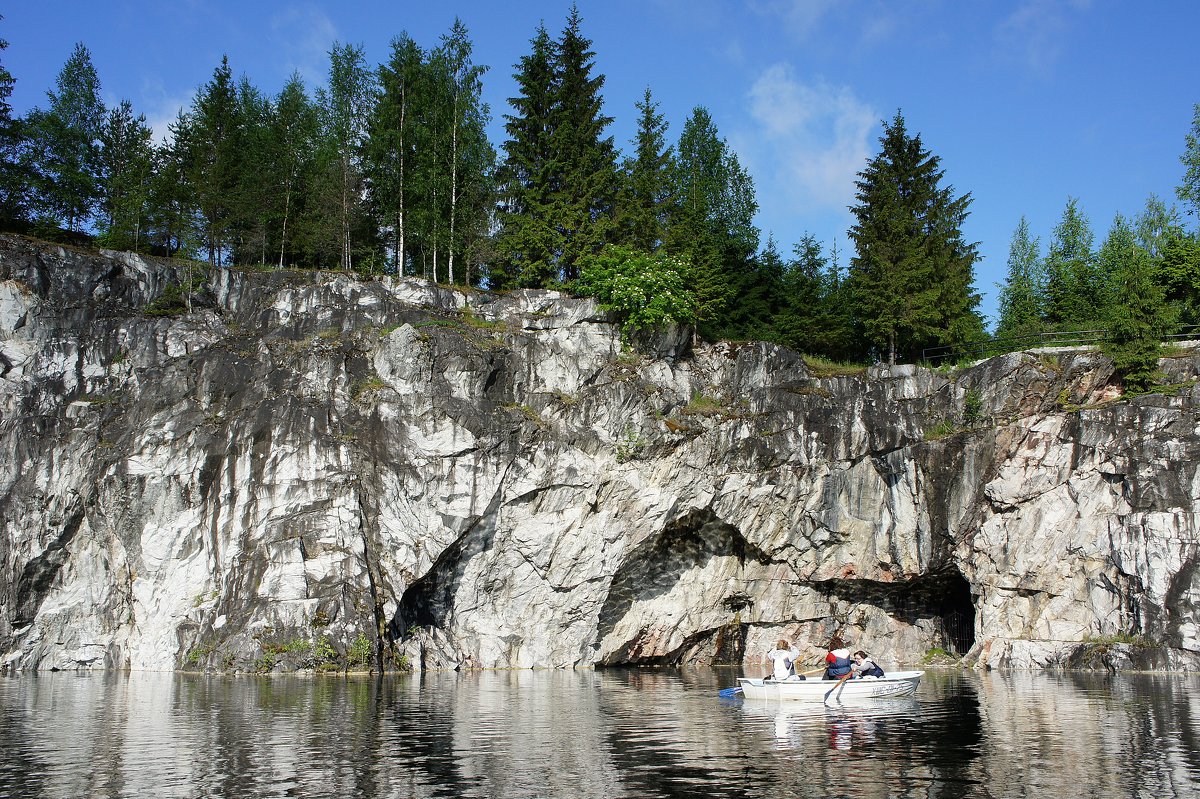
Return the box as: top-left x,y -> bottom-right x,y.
2,235 -> 1200,674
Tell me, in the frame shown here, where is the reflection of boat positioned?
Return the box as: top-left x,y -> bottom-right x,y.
737,671 -> 924,701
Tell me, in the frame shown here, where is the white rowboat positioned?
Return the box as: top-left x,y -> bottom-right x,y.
736,670 -> 924,701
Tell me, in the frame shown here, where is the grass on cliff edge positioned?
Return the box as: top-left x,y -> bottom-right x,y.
802,355 -> 868,378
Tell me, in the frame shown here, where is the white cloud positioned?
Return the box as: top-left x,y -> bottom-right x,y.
138,77 -> 193,144
740,64 -> 878,215
270,3 -> 339,86
995,0 -> 1095,73
748,0 -> 840,39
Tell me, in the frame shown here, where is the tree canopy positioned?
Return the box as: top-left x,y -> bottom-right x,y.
847,111 -> 982,364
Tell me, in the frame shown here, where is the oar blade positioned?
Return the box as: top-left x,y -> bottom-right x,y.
717,686 -> 743,698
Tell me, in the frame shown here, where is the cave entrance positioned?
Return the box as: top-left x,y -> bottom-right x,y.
934,571 -> 976,655
826,569 -> 977,655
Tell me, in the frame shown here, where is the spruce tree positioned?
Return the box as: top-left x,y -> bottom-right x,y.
146,110 -> 198,257
187,56 -> 242,265
616,87 -> 673,252
1043,198 -> 1100,328
666,106 -> 759,341
0,17 -> 29,229
847,111 -> 981,364
97,99 -> 154,251
995,216 -> 1045,341
546,5 -> 618,283
1178,103 -> 1200,221
1102,216 -> 1175,392
775,234 -> 825,352
232,77 -> 274,265
495,24 -> 557,288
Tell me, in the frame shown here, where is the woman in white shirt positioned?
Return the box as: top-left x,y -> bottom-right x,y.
765,639 -> 802,681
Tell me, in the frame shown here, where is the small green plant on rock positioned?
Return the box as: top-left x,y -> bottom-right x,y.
683,392 -> 723,416
352,375 -> 389,400
1080,632 -> 1153,650
504,403 -> 543,427
614,425 -> 646,463
925,419 -> 958,441
461,308 -> 507,333
963,389 -> 984,425
922,647 -> 960,665
348,633 -> 373,669
313,636 -> 338,670
184,641 -> 217,667
802,356 -> 867,379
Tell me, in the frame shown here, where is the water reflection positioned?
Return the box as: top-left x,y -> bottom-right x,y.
0,668 -> 1198,798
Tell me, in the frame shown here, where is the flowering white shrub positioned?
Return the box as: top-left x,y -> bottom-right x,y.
578,245 -> 698,334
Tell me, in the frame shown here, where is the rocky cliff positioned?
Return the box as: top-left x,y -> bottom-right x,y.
3,235 -> 1199,673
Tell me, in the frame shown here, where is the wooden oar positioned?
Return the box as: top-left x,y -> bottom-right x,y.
823,672 -> 852,705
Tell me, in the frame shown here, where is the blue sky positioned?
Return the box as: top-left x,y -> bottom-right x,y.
4,1 -> 1199,328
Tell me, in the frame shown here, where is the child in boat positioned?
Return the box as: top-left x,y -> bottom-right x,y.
765,639 -> 804,681
851,650 -> 885,678
824,647 -> 853,679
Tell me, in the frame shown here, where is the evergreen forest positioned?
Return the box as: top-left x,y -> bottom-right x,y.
3,9 -> 1199,379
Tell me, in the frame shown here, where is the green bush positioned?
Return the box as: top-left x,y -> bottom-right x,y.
577,245 -> 697,335
348,633 -> 373,668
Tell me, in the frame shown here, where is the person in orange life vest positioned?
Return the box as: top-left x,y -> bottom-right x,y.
824,647 -> 853,680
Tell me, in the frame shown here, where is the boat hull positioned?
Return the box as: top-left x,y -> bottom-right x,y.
736,671 -> 923,701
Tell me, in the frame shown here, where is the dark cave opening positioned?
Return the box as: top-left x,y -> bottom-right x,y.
820,568 -> 977,655
937,571 -> 977,655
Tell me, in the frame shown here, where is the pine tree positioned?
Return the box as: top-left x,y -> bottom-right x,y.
1043,197 -> 1100,328
25,42 -> 105,232
847,111 -> 981,364
1178,103 -> 1200,222
1102,217 -> 1175,392
145,110 -> 198,257
616,87 -> 673,252
495,24 -> 557,288
232,77 -> 274,265
0,16 -> 29,229
665,106 -> 759,341
187,56 -> 242,265
995,216 -> 1044,341
97,99 -> 154,251
546,5 -> 618,283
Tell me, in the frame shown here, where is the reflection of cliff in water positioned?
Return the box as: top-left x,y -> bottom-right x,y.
2,669 -> 1200,797
971,671 -> 1200,798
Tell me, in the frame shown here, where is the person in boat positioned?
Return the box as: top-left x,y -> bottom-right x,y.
824,647 -> 853,680
765,639 -> 804,681
851,650 -> 885,678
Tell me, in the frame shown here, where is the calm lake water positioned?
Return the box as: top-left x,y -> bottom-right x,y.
1,668 -> 1198,798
